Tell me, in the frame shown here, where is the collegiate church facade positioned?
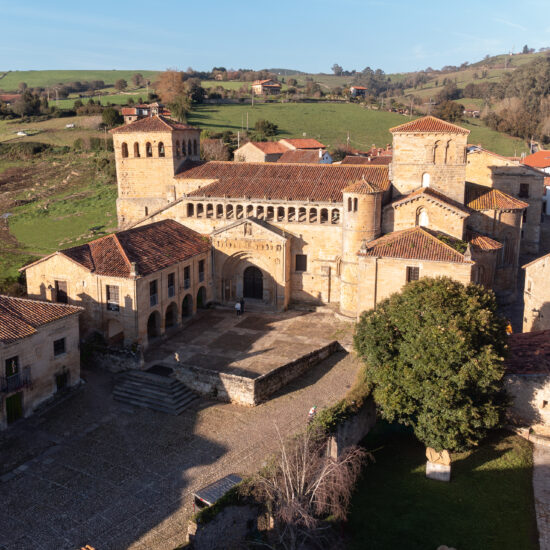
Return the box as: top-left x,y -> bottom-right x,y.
110,115 -> 530,318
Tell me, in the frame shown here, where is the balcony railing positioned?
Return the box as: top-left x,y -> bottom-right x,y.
1,368 -> 32,393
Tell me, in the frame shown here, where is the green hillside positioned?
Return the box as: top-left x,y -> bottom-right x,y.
0,70 -> 158,91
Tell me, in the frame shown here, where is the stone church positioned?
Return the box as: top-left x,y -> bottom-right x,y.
24,114 -> 539,347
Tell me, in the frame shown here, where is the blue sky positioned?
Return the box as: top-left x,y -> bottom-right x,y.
1,0 -> 549,73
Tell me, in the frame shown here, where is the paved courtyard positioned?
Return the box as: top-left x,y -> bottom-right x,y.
0,311 -> 358,550
145,308 -> 353,377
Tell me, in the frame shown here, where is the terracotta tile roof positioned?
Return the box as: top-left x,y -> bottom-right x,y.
246,142 -> 288,155
465,230 -> 503,251
279,138 -> 326,150
522,150 -> 550,169
0,94 -> 20,102
57,220 -> 210,278
121,107 -> 136,115
390,115 -> 470,135
351,86 -> 368,90
110,115 -> 198,134
359,227 -> 469,263
388,187 -> 471,216
180,162 -> 390,202
465,182 -> 528,211
343,176 -> 384,194
505,330 -> 550,375
277,150 -> 324,164
341,155 -> 392,165
252,79 -> 281,87
0,295 -> 82,344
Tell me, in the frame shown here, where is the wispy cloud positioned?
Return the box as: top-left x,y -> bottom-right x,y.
494,18 -> 527,31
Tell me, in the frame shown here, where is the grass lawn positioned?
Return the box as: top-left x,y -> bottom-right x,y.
188,103 -> 528,156
52,91 -> 148,109
348,423 -> 538,550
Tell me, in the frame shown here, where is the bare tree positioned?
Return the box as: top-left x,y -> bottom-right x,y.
252,427 -> 367,550
154,69 -> 187,103
201,139 -> 230,161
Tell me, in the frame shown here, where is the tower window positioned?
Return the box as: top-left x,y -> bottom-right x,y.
347,197 -> 352,212
422,173 -> 430,187
182,141 -> 187,156
133,142 -> 140,157
406,266 -> 419,282
146,142 -> 152,158
194,140 -> 198,156
175,141 -> 180,157
295,254 -> 307,272
519,184 -> 529,198
158,142 -> 165,157
121,142 -> 128,158
353,198 -> 358,212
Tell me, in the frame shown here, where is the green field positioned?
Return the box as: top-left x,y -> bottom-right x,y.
52,91 -> 148,109
201,80 -> 248,91
188,103 -> 528,155
348,424 -> 537,550
0,70 -> 158,91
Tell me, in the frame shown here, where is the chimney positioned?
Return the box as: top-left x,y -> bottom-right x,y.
319,148 -> 322,159
130,262 -> 139,277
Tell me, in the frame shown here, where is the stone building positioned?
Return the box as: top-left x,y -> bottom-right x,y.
466,146 -> 545,254
104,114 -> 530,316
23,220 -> 211,348
233,138 -> 326,163
0,296 -> 82,429
251,79 -> 281,95
523,253 -> 550,332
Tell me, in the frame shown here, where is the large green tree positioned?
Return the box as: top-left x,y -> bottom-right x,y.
354,277 -> 507,452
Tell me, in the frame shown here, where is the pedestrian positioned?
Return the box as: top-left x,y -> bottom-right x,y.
235,300 -> 241,316
240,297 -> 245,315
307,405 -> 317,424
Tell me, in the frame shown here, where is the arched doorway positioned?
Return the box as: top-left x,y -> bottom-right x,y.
197,287 -> 206,309
147,311 -> 161,340
243,266 -> 263,299
182,294 -> 192,320
165,302 -> 178,329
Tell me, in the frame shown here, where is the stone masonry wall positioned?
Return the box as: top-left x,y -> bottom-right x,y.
524,255 -> 550,332
505,374 -> 550,427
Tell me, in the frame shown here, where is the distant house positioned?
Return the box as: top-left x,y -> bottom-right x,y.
251,79 -> 282,95
233,138 -> 327,163
350,85 -> 367,98
0,296 -> 82,429
0,94 -> 20,106
522,151 -> 550,214
277,149 -> 332,164
121,102 -> 170,124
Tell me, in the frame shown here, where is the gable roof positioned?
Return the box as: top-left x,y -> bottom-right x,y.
110,115 -> 198,134
245,141 -> 288,155
25,220 -> 210,279
0,296 -> 82,344
522,150 -> 550,169
279,138 -> 326,150
390,116 -> 470,135
387,187 -> 471,216
523,252 -> 550,269
505,330 -> 550,375
277,150 -> 326,164
212,217 -> 288,241
179,161 -> 390,202
341,155 -> 392,165
465,182 -> 528,211
252,79 -> 281,87
359,226 -> 470,264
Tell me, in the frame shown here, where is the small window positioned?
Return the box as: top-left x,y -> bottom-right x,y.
158,142 -> 165,157
353,198 -> 358,212
406,266 -> 419,283
184,266 -> 190,289
55,280 -> 68,304
150,280 -> 158,307
134,142 -> 140,157
296,254 -> 307,272
144,206 -> 149,216
106,285 -> 120,311
5,356 -> 19,377
519,183 -> 529,198
121,142 -> 128,158
146,142 -> 152,158
198,260 -> 205,282
168,273 -> 175,297
53,338 -> 66,357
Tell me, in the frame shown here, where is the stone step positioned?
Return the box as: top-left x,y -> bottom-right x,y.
113,384 -> 194,407
121,370 -> 178,387
113,391 -> 197,415
116,378 -> 189,398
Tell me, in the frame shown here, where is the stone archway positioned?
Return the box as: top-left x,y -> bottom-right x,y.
182,294 -> 192,320
165,302 -> 178,329
197,286 -> 207,309
147,311 -> 161,340
243,266 -> 263,299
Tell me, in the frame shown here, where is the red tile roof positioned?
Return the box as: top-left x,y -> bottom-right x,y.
277,150 -> 325,164
343,176 -> 384,194
0,296 -> 82,344
466,230 -> 503,251
52,220 -> 210,279
505,330 -> 550,375
0,94 -> 21,102
359,227 -> 469,263
247,142 -> 288,155
341,155 -> 392,165
180,162 -> 390,202
388,187 -> 471,216
465,182 -> 528,211
110,115 -> 198,134
351,86 -> 367,90
280,138 -> 326,150
121,107 -> 137,115
252,79 -> 281,87
522,150 -> 550,169
390,116 -> 470,135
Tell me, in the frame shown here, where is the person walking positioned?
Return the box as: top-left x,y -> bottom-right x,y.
235,300 -> 241,316
307,405 -> 317,424
240,297 -> 245,315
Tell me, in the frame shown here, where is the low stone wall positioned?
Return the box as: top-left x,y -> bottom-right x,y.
504,373 -> 550,427
91,345 -> 144,373
174,341 -> 341,406
327,397 -> 377,458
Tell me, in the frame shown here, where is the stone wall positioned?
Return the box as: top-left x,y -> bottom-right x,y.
504,374 -> 550,426
523,254 -> 550,332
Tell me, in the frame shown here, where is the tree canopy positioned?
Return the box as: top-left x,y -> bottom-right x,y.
354,277 -> 507,452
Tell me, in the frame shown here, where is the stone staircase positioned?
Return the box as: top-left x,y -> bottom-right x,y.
113,370 -> 198,415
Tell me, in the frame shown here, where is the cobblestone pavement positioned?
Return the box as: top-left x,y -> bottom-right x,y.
145,309 -> 353,377
534,444 -> 550,550
0,315 -> 358,550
